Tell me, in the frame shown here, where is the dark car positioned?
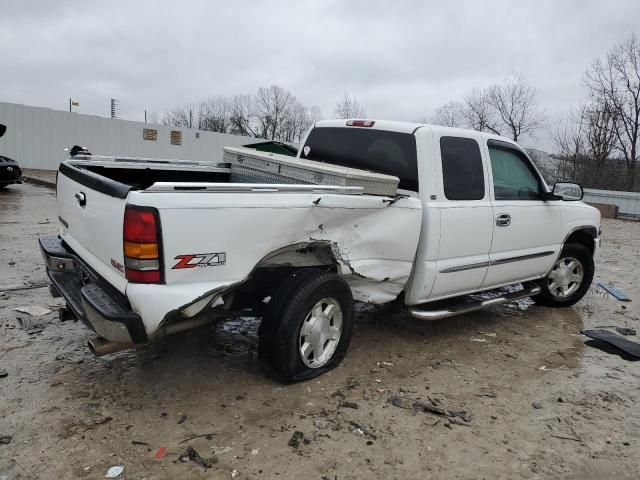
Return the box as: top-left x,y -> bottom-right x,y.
0,155 -> 22,188
0,123 -> 22,189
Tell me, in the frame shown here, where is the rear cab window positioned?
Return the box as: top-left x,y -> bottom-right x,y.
300,127 -> 419,192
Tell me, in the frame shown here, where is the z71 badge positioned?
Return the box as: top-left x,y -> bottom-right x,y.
172,252 -> 227,269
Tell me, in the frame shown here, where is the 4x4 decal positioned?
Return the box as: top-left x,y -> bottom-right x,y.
172,252 -> 227,269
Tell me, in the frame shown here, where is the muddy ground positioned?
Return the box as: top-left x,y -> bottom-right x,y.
1,183 -> 639,479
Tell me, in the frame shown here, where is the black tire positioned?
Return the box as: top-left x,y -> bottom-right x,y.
534,243 -> 594,307
258,269 -> 354,383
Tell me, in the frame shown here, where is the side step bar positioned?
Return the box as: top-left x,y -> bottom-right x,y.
409,285 -> 542,321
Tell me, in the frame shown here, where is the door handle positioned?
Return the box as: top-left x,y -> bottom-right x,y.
75,192 -> 86,207
496,213 -> 511,226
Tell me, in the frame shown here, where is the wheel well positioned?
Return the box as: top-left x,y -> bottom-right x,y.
222,242 -> 340,313
565,228 -> 596,255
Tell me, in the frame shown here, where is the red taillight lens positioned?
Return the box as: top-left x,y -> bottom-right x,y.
124,209 -> 158,243
123,206 -> 162,284
125,269 -> 161,283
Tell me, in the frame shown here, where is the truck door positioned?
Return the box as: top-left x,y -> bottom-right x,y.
483,140 -> 562,288
427,134 -> 494,299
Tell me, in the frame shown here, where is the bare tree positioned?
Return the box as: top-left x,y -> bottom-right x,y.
163,103 -> 198,128
464,88 -> 501,134
585,33 -> 640,191
487,73 -> 544,141
199,97 -> 231,133
432,101 -> 466,127
229,94 -> 258,137
254,85 -> 296,140
334,91 -> 366,119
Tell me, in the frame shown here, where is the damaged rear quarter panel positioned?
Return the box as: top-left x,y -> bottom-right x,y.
125,190 -> 423,334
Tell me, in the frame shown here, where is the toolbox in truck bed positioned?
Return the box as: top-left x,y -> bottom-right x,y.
224,146 -> 399,196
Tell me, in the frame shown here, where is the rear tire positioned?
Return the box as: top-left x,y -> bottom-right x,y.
258,269 -> 354,383
534,243 -> 594,307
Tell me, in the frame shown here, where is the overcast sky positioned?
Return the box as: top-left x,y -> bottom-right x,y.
1,0 -> 639,150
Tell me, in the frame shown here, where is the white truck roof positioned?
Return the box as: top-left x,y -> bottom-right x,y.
314,119 -> 518,147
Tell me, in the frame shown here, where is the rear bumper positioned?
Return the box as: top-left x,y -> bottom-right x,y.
39,235 -> 148,343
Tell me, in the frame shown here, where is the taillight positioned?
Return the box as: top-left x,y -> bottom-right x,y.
123,206 -> 163,283
346,120 -> 375,127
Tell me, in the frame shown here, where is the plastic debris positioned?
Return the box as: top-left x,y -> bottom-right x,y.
182,447 -> 213,469
288,431 -> 304,448
155,446 -> 167,459
597,282 -> 631,301
105,466 -> 124,478
388,396 -> 472,423
231,469 -> 240,478
0,370 -> 7,379
14,306 -> 52,316
0,435 -> 12,445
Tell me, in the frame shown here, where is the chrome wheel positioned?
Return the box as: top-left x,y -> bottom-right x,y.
299,298 -> 343,368
547,256 -> 584,299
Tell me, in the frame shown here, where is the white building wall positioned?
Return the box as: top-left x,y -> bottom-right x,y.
0,102 -> 261,169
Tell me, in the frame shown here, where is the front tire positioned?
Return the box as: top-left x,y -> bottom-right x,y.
534,243 -> 594,307
258,269 -> 354,383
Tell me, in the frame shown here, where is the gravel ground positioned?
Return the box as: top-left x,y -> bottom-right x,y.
1,183 -> 639,479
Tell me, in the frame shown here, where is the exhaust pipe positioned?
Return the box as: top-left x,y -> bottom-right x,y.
88,312 -> 224,357
88,336 -> 135,357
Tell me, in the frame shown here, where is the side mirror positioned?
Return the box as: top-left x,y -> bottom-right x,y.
552,182 -> 583,201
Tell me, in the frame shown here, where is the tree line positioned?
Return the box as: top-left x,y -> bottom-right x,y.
430,34 -> 640,192
162,87 -> 366,144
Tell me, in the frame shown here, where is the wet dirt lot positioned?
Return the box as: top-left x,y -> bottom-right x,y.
1,183 -> 639,479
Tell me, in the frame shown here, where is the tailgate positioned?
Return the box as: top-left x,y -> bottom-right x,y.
57,163 -> 130,293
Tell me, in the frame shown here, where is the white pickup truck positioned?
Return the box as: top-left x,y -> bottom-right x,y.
40,120 -> 601,382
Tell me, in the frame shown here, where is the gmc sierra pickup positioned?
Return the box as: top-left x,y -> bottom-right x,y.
40,120 -> 600,382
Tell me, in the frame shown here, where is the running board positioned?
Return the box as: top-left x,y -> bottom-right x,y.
409,285 -> 542,320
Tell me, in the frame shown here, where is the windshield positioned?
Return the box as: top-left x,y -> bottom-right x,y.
300,127 -> 419,191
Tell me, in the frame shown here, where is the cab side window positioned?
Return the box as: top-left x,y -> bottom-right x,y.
488,144 -> 542,200
440,136 -> 485,200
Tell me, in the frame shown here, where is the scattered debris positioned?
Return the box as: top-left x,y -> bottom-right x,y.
131,440 -> 149,446
582,330 -> 640,359
82,416 -> 113,432
251,448 -> 259,455
538,366 -> 550,371
470,338 -> 487,343
288,431 -> 304,448
348,421 -> 377,440
338,401 -> 359,409
155,447 -> 167,459
597,282 -> 631,302
0,282 -> 48,293
14,305 -> 52,316
212,446 -> 233,456
616,327 -> 636,336
177,413 -> 187,424
231,469 -> 240,478
0,370 -> 7,379
388,396 -> 472,423
0,435 -> 12,445
177,432 -> 216,445
105,466 -> 124,478
531,402 -> 543,409
550,434 -> 582,442
181,447 -> 213,469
